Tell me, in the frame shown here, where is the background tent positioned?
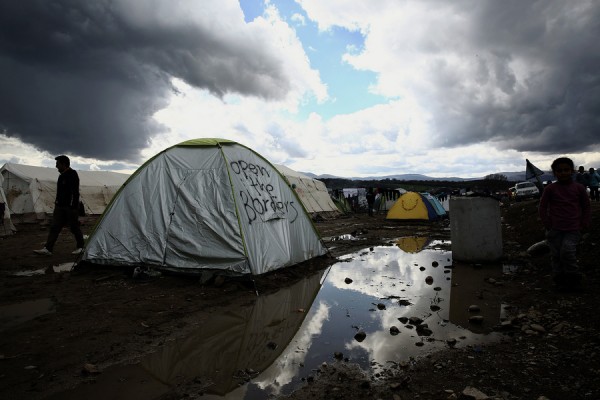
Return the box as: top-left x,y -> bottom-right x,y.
386,191 -> 440,221
342,188 -> 367,212
0,163 -> 129,221
331,192 -> 352,214
82,139 -> 327,275
377,188 -> 407,212
420,192 -> 447,218
274,164 -> 341,219
0,174 -> 16,236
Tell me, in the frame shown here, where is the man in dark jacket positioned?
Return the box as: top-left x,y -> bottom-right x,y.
366,187 -> 376,216
574,166 -> 589,186
34,155 -> 85,255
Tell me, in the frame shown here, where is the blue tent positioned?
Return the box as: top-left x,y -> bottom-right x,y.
421,193 -> 447,218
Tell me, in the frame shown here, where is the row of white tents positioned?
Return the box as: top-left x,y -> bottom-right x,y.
0,163 -> 130,225
0,153 -> 341,237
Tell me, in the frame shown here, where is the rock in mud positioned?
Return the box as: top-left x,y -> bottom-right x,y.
461,386 -> 489,399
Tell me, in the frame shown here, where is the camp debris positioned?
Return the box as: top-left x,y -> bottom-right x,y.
386,191 -> 447,221
82,138 -> 327,276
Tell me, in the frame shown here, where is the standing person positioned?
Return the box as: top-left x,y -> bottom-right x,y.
373,188 -> 382,215
34,155 -> 85,255
574,166 -> 588,186
366,187 -> 376,216
539,157 -> 591,290
587,167 -> 600,202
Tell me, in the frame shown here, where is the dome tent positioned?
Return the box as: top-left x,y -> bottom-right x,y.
385,191 -> 444,221
82,139 -> 327,275
420,192 -> 447,218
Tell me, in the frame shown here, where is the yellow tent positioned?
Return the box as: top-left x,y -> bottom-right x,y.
386,191 -> 437,220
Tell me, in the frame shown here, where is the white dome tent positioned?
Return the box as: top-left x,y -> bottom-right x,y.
82,139 -> 327,276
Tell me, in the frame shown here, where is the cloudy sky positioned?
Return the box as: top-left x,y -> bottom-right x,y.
1,0 -> 599,178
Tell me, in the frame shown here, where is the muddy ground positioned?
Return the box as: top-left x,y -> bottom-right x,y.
1,199 -> 599,400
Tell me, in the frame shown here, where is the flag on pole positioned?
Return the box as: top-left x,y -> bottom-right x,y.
525,159 -> 544,180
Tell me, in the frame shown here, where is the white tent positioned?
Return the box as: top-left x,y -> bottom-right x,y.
1,163 -> 129,221
0,174 -> 16,236
82,139 -> 327,276
274,164 -> 340,219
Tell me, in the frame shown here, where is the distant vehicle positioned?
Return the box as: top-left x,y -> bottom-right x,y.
514,181 -> 540,201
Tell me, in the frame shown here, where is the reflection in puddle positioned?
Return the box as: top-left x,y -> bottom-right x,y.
327,234 -> 365,241
12,269 -> 46,277
11,263 -> 74,276
449,262 -> 508,334
54,239 -> 511,399
396,236 -> 432,253
48,271 -> 325,400
0,298 -> 56,331
309,241 -> 505,379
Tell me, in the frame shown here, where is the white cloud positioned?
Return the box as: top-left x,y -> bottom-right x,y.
290,13 -> 306,26
296,0 -> 600,170
2,0 -> 599,177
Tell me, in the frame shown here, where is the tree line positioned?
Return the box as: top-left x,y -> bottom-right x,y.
321,174 -> 512,194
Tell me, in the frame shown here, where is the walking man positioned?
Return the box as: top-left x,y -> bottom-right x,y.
34,155 -> 85,255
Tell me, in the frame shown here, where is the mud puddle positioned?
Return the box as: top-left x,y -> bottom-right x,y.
52,238 -> 512,399
0,298 -> 56,332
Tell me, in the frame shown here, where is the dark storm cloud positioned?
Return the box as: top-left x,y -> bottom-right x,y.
421,0 -> 600,154
0,0 -> 289,162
